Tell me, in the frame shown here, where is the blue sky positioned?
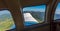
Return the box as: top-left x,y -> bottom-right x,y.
0,3 -> 60,15
23,5 -> 46,12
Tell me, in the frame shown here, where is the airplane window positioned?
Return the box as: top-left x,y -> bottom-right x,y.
54,3 -> 60,20
23,5 -> 46,26
0,10 -> 15,31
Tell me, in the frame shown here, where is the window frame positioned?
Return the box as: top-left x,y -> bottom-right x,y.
21,0 -> 49,31
48,0 -> 59,31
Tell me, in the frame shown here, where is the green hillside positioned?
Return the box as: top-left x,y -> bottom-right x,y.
0,14 -> 14,31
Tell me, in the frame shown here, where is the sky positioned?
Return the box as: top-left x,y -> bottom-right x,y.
23,5 -> 46,12
0,3 -> 60,15
0,10 -> 10,15
55,3 -> 60,14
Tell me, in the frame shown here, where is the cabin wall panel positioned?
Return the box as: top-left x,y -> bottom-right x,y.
0,0 -> 7,9
20,0 -> 49,7
28,25 -> 50,31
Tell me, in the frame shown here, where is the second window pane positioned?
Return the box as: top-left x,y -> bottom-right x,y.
23,5 -> 46,26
